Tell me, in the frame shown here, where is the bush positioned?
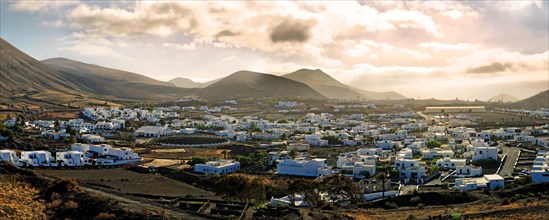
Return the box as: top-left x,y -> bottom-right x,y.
501,199 -> 510,205
94,213 -> 116,220
64,200 -> 79,210
483,188 -> 491,195
410,196 -> 422,205
406,214 -> 417,220
384,202 -> 398,209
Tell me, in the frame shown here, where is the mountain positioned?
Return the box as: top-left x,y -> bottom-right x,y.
168,77 -> 203,88
43,58 -> 197,99
283,69 -> 406,100
0,38 -> 83,97
487,93 -> 519,103
197,71 -> 326,100
168,77 -> 221,88
509,90 -> 549,110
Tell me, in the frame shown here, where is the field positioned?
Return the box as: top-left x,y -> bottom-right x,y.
0,175 -> 47,220
36,168 -> 219,199
468,112 -> 548,127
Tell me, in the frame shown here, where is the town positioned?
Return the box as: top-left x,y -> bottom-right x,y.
1,98 -> 548,219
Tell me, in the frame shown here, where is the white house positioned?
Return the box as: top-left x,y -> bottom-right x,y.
81,134 -> 105,143
394,158 -> 425,183
55,151 -> 89,166
376,140 -> 402,150
436,157 -> 466,169
194,160 -> 240,175
20,151 -> 54,166
3,118 -> 17,127
455,174 -> 504,191
277,158 -> 332,177
455,165 -> 483,177
109,147 -> 141,160
467,141 -> 498,162
532,150 -> 549,183
0,150 -> 19,164
304,134 -> 328,146
421,148 -> 455,159
134,126 -> 174,138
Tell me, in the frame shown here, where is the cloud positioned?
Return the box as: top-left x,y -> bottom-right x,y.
467,62 -> 513,74
59,44 -> 126,59
9,1 -> 78,12
269,19 -> 315,43
215,29 -> 239,38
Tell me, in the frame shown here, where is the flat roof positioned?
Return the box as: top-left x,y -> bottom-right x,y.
484,174 -> 504,180
426,106 -> 485,109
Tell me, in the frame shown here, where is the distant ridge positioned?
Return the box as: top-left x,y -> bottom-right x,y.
487,93 -> 519,103
168,77 -> 221,88
197,70 -> 326,100
283,69 -> 407,100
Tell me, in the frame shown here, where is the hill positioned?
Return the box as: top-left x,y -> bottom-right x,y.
283,69 -> 406,100
197,70 -> 326,100
488,93 -> 519,102
0,38 -> 83,97
43,58 -> 197,99
509,90 -> 549,110
168,77 -> 203,88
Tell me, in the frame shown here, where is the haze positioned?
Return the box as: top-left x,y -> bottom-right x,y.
1,1 -> 547,100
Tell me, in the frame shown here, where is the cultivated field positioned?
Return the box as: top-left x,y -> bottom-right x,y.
35,168 -> 219,199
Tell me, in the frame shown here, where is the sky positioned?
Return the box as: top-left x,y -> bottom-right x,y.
1,0 -> 548,100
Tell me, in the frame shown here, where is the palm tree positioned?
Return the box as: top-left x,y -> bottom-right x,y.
375,165 -> 393,198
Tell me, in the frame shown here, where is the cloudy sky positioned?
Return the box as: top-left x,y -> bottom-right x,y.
1,1 -> 548,100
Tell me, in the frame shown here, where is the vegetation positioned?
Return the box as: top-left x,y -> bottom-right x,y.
188,156 -> 209,166
426,140 -> 442,148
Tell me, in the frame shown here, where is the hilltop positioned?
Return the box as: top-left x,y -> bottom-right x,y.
283,69 -> 406,100
197,70 -> 326,100
488,93 -> 519,103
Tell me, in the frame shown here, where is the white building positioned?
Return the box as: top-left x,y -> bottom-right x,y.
55,151 -> 89,166
532,150 -> 549,183
194,160 -> 240,175
436,157 -> 466,169
134,126 -> 174,138
81,134 -> 105,143
425,106 -> 485,113
277,158 -> 332,177
455,174 -> 504,191
421,148 -> 455,159
0,150 -> 19,164
455,165 -> 483,177
394,158 -> 425,183
20,151 -> 54,166
304,134 -> 328,146
376,140 -> 402,150
466,141 -> 498,162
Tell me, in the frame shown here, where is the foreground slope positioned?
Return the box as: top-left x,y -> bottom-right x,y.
283,69 -> 406,100
509,90 -> 549,109
197,70 -> 326,100
0,38 -> 83,97
43,58 -> 197,99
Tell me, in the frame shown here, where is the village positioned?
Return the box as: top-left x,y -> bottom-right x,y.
1,99 -> 549,219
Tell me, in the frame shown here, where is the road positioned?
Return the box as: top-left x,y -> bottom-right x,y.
498,145 -> 520,177
416,111 -> 448,125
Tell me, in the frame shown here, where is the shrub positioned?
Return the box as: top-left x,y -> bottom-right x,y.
406,214 -> 417,220
417,203 -> 425,209
94,213 -> 116,220
384,202 -> 398,209
410,196 -> 422,204
64,200 -> 79,210
483,188 -> 491,195
501,199 -> 510,205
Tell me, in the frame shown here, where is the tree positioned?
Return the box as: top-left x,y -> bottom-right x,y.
426,140 -> 441,148
320,175 -> 362,204
215,174 -> 269,203
288,149 -> 297,159
188,156 -> 208,165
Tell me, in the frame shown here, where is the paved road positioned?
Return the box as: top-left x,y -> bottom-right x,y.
498,145 -> 520,177
399,185 -> 417,195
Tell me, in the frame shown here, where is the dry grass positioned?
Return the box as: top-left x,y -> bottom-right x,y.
0,175 -> 47,220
